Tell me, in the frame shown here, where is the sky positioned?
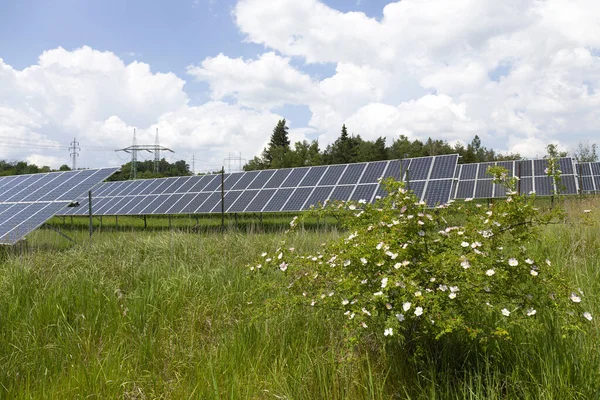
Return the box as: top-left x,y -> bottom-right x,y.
0,0 -> 599,172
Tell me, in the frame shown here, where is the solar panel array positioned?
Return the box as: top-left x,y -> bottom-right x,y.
0,168 -> 119,244
576,162 -> 600,193
60,155 -> 459,216
453,158 -> 579,199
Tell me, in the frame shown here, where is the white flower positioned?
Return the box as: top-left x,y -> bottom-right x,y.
414,291 -> 422,297
394,263 -> 402,269
465,197 -> 473,202
526,308 -> 537,316
525,258 -> 535,265
414,307 -> 423,316
279,262 -> 288,271
361,322 -> 368,328
583,209 -> 591,213
342,299 -> 349,306
266,258 -> 272,262
376,242 -> 384,250
418,220 -> 425,225
374,291 -> 383,296
349,313 -> 355,319
358,199 -> 367,204
310,300 -> 316,306
348,204 -> 356,210
362,308 -> 371,316
396,313 -> 405,322
461,260 -> 471,269
449,286 -> 459,293
501,308 -> 511,316
388,252 -> 398,260
481,230 -> 493,238
449,292 -> 457,299
508,258 -> 519,266
261,252 -> 267,257
343,260 -> 351,266
530,270 -> 538,277
385,303 -> 392,309
403,302 -> 411,312
384,327 -> 393,336
381,277 -> 388,288
461,241 -> 470,248
360,258 -> 368,265
486,269 -> 495,276
546,259 -> 552,266
584,312 -> 593,321
570,293 -> 582,303
438,284 -> 448,292
361,279 -> 368,284
277,252 -> 283,260
471,242 -> 482,248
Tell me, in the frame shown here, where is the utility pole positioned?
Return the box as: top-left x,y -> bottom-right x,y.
223,152 -> 245,173
69,137 -> 80,170
191,154 -> 195,175
116,129 -> 174,180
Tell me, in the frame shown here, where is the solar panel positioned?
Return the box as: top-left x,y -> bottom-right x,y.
60,155 -> 460,218
576,162 -> 600,193
0,167 -> 119,244
454,158 -> 579,199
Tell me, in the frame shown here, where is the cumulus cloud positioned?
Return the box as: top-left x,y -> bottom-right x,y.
231,0 -> 600,157
1,0 -> 600,167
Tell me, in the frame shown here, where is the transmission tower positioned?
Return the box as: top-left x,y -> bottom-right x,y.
154,128 -> 160,173
224,152 -> 245,173
191,154 -> 195,175
116,129 -> 174,179
69,137 -> 80,170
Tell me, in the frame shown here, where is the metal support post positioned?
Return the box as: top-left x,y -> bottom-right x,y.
88,190 -> 93,240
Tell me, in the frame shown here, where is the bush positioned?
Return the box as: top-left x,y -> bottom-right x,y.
251,169 -> 593,351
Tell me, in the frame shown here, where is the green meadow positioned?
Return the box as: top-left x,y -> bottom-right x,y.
0,197 -> 598,398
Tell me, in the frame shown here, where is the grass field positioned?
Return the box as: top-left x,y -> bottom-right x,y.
0,198 -> 599,398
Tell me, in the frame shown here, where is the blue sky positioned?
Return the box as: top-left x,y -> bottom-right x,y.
0,0 -> 598,169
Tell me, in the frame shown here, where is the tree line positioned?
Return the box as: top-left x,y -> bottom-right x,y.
244,120 -> 599,171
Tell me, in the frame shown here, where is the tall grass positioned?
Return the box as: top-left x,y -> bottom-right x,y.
0,199 -> 598,398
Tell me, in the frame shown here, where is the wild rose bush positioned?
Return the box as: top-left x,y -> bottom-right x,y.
251,168 -> 592,345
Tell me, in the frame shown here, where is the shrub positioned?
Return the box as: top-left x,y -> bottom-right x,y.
250,168 -> 592,349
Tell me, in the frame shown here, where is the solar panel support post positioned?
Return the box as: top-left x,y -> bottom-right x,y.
88,190 -> 93,240
144,215 -> 147,229
220,167 -> 225,232
517,161 -> 522,195
578,164 -> 583,201
115,215 -> 118,230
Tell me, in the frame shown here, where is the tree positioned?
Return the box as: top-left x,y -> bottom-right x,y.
264,119 -> 291,164
58,164 -> 71,171
573,140 -> 598,163
323,125 -> 361,164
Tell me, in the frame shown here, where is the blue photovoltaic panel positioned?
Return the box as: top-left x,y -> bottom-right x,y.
456,180 -> 475,199
328,185 -> 354,203
303,186 -> 333,210
245,189 -> 276,212
264,169 -> 291,189
476,163 -> 495,179
202,175 -> 223,192
281,187 -> 313,211
408,181 -> 426,200
520,177 -> 533,194
212,191 -> 243,213
263,188 -> 294,212
429,155 -> 459,180
460,164 -> 478,180
475,180 -> 493,198
231,171 -> 259,190
383,160 -> 401,180
166,193 -> 198,214
181,192 -> 210,214
319,165 -> 346,185
187,175 -> 212,193
360,161 -> 387,184
195,192 -> 221,213
580,176 -> 595,192
423,180 -> 453,206
299,166 -> 327,187
224,173 -> 244,190
535,176 -> 553,196
247,170 -> 276,189
0,167 -> 119,244
281,168 -> 309,188
350,184 -> 377,202
227,190 -> 259,212
338,163 -> 366,185
407,158 -> 432,181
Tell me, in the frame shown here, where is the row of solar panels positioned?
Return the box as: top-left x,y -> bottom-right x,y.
0,168 -> 119,244
452,158 -> 579,199
59,155 -> 459,216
